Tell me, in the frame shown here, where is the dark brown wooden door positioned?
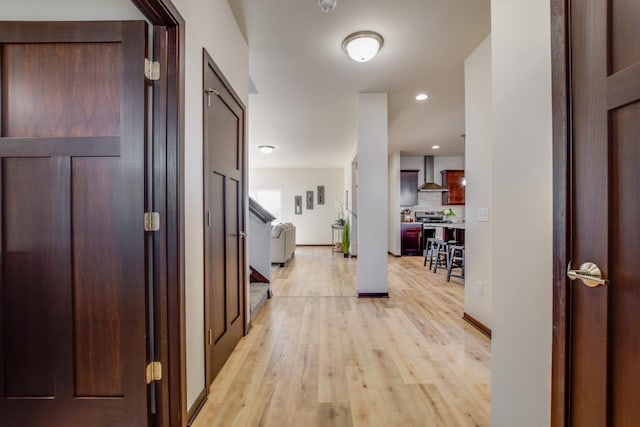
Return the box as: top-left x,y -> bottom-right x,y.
203,50 -> 246,384
553,0 -> 640,425
0,21 -> 149,426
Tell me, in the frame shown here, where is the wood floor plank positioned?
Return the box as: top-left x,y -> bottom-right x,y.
192,248 -> 490,427
317,403 -> 353,427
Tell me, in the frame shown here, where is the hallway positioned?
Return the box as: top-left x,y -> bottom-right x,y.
192,247 -> 490,427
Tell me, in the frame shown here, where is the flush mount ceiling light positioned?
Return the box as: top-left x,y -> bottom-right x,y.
432,145 -> 440,150
258,145 -> 275,154
416,93 -> 429,101
318,0 -> 337,12
342,31 -> 384,63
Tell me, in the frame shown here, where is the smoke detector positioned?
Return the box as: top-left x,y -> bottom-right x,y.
318,0 -> 337,13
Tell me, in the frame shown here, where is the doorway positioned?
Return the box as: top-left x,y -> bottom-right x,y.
552,0 -> 640,425
0,20 -> 149,426
0,0 -> 187,424
202,49 -> 247,386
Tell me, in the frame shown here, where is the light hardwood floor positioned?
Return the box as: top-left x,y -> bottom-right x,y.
192,247 -> 490,427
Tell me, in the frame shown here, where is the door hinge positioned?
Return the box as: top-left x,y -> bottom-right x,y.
145,58 -> 160,81
144,212 -> 160,232
146,361 -> 162,384
208,329 -> 213,346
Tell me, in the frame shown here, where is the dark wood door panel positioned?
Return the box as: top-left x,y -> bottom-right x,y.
0,21 -> 148,426
210,172 -> 227,344
226,178 -> 240,324
205,65 -> 242,179
1,43 -> 122,138
610,100 -> 640,425
1,157 -> 55,398
611,0 -> 640,74
72,157 -> 124,397
1,398 -> 125,427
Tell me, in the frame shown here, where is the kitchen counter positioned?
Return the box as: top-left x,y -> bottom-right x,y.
422,222 -> 466,229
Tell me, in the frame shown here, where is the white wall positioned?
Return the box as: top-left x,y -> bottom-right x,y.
249,168 -> 344,245
464,35 -> 493,329
357,94 -> 388,295
491,1 -> 553,426
388,152 -> 401,256
0,0 -> 144,20
170,0 -> 249,410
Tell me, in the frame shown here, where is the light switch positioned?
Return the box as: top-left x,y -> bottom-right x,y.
478,208 -> 489,222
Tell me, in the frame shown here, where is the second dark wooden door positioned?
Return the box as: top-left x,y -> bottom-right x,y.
203,50 -> 246,384
554,0 -> 640,425
0,21 -> 149,426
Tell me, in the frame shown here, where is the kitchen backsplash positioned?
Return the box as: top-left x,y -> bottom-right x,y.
413,191 -> 465,218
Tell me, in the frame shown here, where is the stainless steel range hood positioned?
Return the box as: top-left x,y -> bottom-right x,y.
419,156 -> 448,192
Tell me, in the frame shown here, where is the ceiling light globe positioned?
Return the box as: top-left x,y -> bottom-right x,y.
342,31 -> 384,63
432,145 -> 440,150
318,0 -> 336,13
416,93 -> 429,101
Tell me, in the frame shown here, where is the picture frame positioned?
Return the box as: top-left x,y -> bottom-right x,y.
295,195 -> 302,214
306,191 -> 314,210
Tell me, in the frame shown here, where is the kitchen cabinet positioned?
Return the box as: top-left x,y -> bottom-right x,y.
400,170 -> 419,206
401,223 -> 423,256
441,170 -> 465,205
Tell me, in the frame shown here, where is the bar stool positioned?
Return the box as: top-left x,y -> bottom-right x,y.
432,239 -> 449,273
447,244 -> 465,282
423,238 -> 438,267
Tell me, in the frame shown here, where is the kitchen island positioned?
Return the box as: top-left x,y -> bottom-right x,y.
422,222 -> 465,246
400,222 -> 466,255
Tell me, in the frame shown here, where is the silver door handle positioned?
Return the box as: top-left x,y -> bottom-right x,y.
567,261 -> 608,287
239,231 -> 247,238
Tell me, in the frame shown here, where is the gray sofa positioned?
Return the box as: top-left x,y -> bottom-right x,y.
271,223 -> 296,266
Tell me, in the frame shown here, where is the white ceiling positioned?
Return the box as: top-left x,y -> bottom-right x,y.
229,0 -> 490,168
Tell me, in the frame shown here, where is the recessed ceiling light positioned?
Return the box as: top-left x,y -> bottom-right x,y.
342,31 -> 384,63
258,145 -> 275,154
432,145 -> 440,150
416,93 -> 428,101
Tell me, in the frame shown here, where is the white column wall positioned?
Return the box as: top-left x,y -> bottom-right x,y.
464,35 -> 493,328
491,1 -> 553,425
356,94 -> 388,295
